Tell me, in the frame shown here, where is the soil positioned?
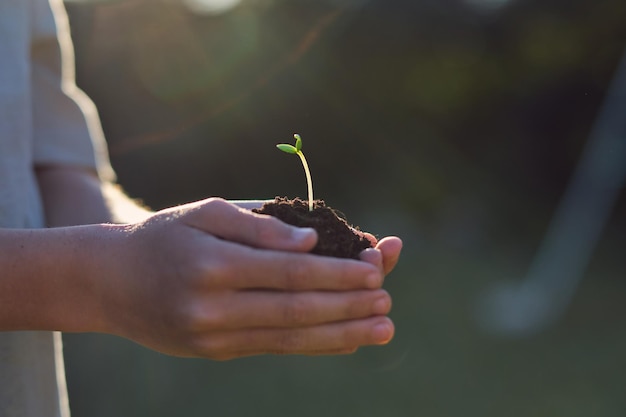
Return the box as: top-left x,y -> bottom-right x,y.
253,197 -> 373,259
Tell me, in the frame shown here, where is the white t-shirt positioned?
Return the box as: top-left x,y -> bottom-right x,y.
0,0 -> 114,415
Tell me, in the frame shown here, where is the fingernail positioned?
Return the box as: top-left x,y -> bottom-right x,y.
372,322 -> 393,344
359,248 -> 381,264
291,227 -> 316,241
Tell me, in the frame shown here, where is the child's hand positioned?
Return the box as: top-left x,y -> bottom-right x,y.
96,198 -> 395,359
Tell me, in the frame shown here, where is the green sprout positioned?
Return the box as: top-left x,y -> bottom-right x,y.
277,133 -> 314,211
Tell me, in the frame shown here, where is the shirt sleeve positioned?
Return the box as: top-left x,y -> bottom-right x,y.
31,0 -> 116,182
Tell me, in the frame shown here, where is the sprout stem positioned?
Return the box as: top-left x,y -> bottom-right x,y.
276,134 -> 314,211
296,151 -> 314,211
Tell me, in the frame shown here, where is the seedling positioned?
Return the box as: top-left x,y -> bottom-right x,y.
277,133 -> 314,211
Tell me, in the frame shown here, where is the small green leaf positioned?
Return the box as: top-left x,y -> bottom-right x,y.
277,144 -> 298,154
294,134 -> 302,151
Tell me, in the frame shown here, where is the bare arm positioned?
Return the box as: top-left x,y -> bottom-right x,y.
35,165 -> 151,226
1,165 -> 147,332
0,225 -> 114,333
1,168 -> 400,358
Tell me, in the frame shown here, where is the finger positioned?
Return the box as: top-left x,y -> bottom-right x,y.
190,289 -> 392,330
359,248 -> 383,271
210,242 -> 384,291
183,198 -> 317,252
193,316 -> 395,358
376,236 -> 403,275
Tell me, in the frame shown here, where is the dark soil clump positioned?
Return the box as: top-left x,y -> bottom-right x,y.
253,197 -> 373,259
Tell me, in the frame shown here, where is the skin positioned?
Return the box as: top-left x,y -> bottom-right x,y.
0,166 -> 402,360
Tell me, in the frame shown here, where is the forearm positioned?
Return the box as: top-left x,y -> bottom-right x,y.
3,165 -> 149,332
36,165 -> 151,226
0,225 -> 118,332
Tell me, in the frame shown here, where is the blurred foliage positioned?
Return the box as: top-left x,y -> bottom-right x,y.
68,0 -> 626,237
64,0 -> 626,416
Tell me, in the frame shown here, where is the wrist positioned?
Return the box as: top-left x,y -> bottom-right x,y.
68,223 -> 136,335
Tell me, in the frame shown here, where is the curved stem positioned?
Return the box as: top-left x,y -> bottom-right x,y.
296,151 -> 314,211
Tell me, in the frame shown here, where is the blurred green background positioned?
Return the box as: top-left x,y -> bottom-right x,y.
62,0 -> 626,415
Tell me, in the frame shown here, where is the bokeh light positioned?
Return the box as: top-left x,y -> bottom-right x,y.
182,0 -> 242,15
63,1 -> 626,416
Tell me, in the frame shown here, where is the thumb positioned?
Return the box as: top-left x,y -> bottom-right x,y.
181,198 -> 317,251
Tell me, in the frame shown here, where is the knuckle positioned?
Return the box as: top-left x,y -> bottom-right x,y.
205,197 -> 228,209
171,296 -> 225,334
201,197 -> 231,219
195,306 -> 225,332
167,246 -> 218,287
200,257 -> 234,289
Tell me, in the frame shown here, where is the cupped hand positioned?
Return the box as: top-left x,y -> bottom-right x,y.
96,198 -> 395,360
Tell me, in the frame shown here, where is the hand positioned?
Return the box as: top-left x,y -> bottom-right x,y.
94,198 -> 394,360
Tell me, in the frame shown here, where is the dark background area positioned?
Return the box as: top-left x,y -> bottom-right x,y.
62,0 -> 626,415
